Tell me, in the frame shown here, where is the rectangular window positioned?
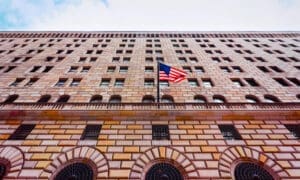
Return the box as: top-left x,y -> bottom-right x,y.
112,57 -> 120,62
55,78 -> 67,87
269,66 -> 284,73
10,78 -> 25,87
69,66 -> 79,73
79,57 -> 87,62
202,79 -> 213,87
188,79 -> 199,87
284,124 -> 300,139
144,79 -> 154,87
81,66 -> 90,73
107,66 -> 116,72
231,78 -> 244,87
159,80 -> 169,87
30,66 -> 41,73
182,66 -> 192,73
257,66 -> 270,73
145,57 -> 153,62
90,57 -> 97,62
24,78 -> 39,87
218,124 -> 242,140
232,66 -> 243,72
287,78 -> 300,86
244,78 -> 259,87
194,66 -> 205,73
220,66 -> 231,73
152,125 -> 170,140
222,57 -> 232,62
114,79 -> 125,87
100,79 -> 110,87
145,66 -> 154,73
43,66 -> 53,73
80,125 -> 102,140
212,57 -> 221,63
70,78 -> 81,87
86,50 -> 93,54
123,57 -> 131,62
273,78 -> 290,86
178,57 -> 187,63
119,66 -> 128,73
8,124 -> 36,140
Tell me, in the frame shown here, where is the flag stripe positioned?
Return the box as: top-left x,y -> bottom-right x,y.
159,63 -> 187,83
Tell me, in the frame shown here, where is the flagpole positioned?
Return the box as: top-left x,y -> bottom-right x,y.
157,62 -> 160,108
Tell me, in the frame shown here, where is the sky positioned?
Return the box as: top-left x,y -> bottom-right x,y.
0,0 -> 299,31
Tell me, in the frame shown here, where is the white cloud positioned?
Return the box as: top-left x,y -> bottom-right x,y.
2,0 -> 300,31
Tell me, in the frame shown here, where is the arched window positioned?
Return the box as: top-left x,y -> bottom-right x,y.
213,95 -> 226,103
37,95 -> 51,103
245,95 -> 260,103
90,95 -> 102,103
142,95 -> 155,103
264,95 -> 280,103
0,163 -> 7,179
145,163 -> 183,180
234,162 -> 274,180
161,95 -> 174,103
194,95 -> 207,103
3,94 -> 19,103
56,95 -> 70,103
54,162 -> 93,180
109,95 -> 121,103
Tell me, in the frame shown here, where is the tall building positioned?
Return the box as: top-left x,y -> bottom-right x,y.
0,31 -> 299,179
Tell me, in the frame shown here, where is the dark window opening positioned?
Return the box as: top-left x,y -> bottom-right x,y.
244,78 -> 259,87
109,95 -> 121,103
24,78 -> 38,87
145,163 -> 183,180
56,95 -> 70,103
3,94 -> 19,103
218,124 -> 242,140
142,95 -> 155,103
8,124 -> 35,140
81,125 -> 102,140
287,78 -> 300,86
90,95 -> 102,103
54,163 -> 93,180
37,95 -> 51,103
284,124 -> 300,139
234,162 -> 274,180
273,78 -> 290,86
152,125 -> 170,140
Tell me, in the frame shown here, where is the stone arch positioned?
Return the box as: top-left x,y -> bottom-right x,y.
129,146 -> 199,179
218,146 -> 288,179
0,146 -> 24,178
43,146 -> 109,179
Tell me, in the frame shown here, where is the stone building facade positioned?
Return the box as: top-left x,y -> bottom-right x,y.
0,31 -> 299,179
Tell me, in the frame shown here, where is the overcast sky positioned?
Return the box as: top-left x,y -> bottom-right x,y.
0,0 -> 299,31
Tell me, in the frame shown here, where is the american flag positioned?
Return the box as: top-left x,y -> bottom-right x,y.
159,63 -> 187,83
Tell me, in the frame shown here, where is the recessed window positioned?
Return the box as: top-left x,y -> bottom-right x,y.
188,79 -> 199,87
114,79 -> 125,87
159,80 -> 169,87
100,79 -> 110,87
8,124 -> 36,140
142,95 -> 155,103
70,79 -> 81,87
195,66 -> 205,73
194,95 -> 207,103
244,78 -> 259,87
81,66 -> 90,73
37,95 -> 51,103
145,57 -> 154,62
123,57 -> 130,62
90,95 -> 102,103
231,78 -> 244,87
43,66 -> 53,73
145,66 -> 154,73
182,66 -> 192,73
69,66 -> 79,73
109,95 -> 121,103
273,78 -> 290,86
56,95 -> 70,103
245,95 -> 259,103
269,66 -> 284,73
202,79 -> 213,88
10,78 -> 25,87
220,66 -> 231,73
107,66 -> 116,73
30,66 -> 41,73
152,125 -> 170,140
144,79 -> 154,87
232,66 -> 243,72
24,78 -> 38,87
119,66 -> 128,73
287,78 -> 300,86
79,57 -> 87,62
213,95 -> 226,103
55,78 -> 67,87
3,94 -> 19,103
54,163 -> 94,180
284,124 -> 300,139
264,95 -> 280,103
81,125 -> 102,140
218,124 -> 242,140
178,57 -> 187,63
161,95 -> 174,103
257,66 -> 270,73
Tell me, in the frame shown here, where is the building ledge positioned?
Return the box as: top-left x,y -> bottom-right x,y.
0,102 -> 299,111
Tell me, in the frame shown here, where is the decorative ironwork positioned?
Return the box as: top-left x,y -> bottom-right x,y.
234,162 -> 274,180
145,163 -> 183,180
54,163 -> 93,180
0,163 -> 6,179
